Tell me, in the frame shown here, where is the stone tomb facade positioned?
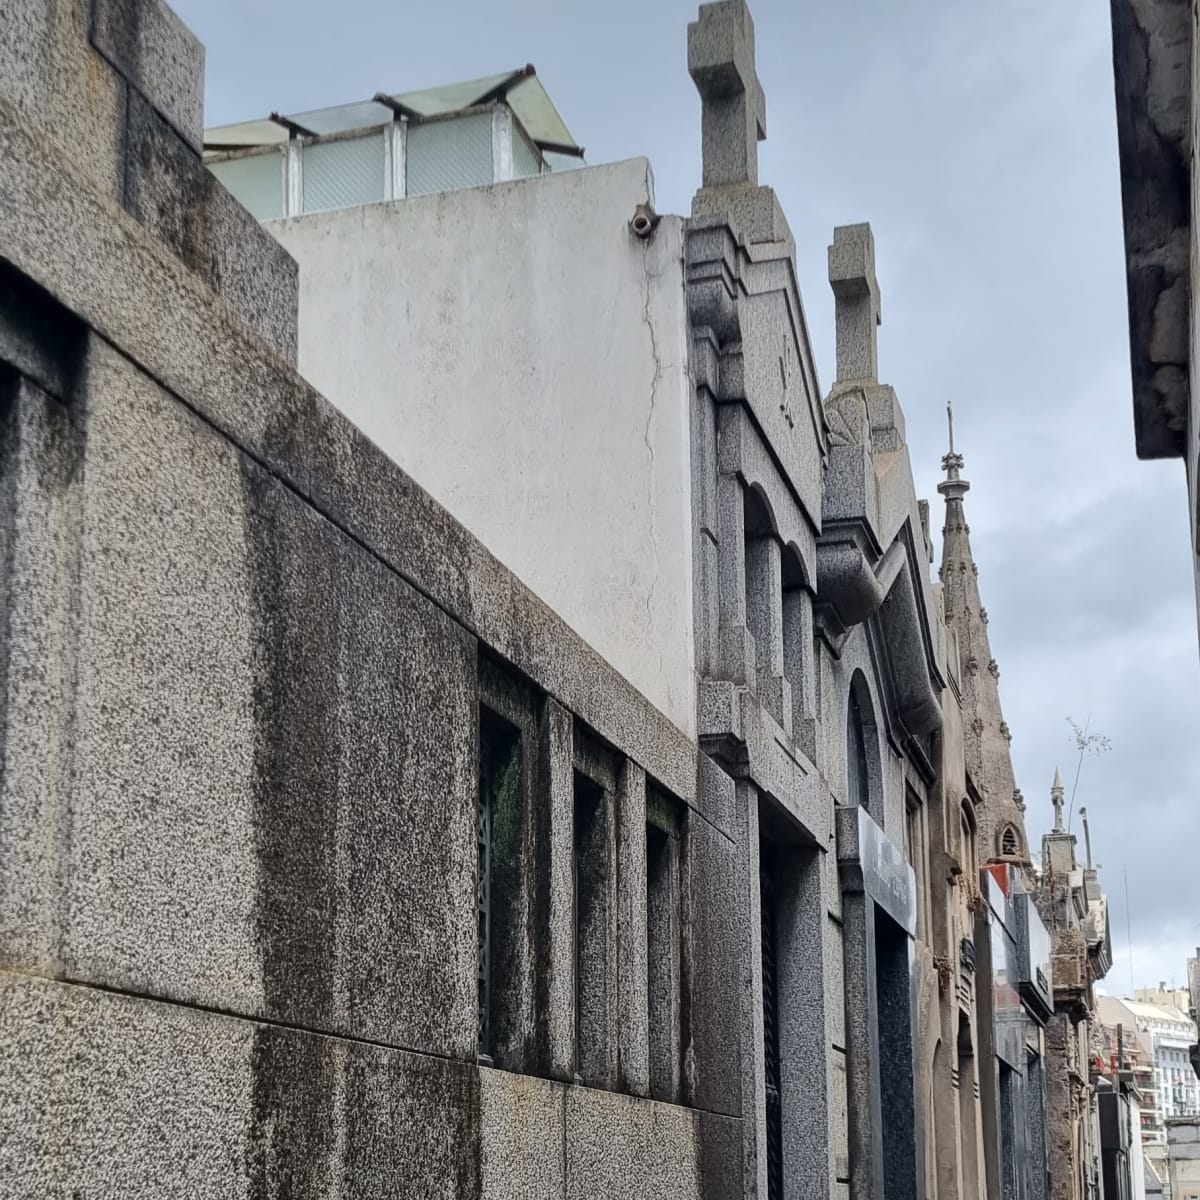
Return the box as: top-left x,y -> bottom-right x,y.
0,1 -> 1048,1198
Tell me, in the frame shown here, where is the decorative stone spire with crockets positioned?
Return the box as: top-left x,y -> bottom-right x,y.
939,404 -> 1032,866
1051,767 -> 1065,832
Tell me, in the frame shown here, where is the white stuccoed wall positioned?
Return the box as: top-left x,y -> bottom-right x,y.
269,158 -> 696,739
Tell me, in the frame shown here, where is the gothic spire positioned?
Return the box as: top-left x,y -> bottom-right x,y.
938,401 -> 968,499
938,410 -> 1031,866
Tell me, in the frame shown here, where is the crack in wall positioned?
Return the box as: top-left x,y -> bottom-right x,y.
639,234 -> 665,695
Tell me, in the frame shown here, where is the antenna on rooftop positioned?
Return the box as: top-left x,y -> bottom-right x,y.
1124,864 -> 1135,997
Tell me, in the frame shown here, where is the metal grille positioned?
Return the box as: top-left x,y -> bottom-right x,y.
207,150 -> 284,221
407,113 -> 494,196
477,732 -> 493,1056
302,132 -> 386,215
761,859 -> 783,1200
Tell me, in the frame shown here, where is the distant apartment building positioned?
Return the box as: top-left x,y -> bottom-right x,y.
1099,996 -> 1200,1145
1138,989 -> 1194,1017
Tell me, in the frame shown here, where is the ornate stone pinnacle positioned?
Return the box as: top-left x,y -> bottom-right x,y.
1051,767 -> 1065,832
938,400 -> 970,499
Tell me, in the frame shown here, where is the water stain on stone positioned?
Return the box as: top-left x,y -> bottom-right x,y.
240,457 -> 341,1192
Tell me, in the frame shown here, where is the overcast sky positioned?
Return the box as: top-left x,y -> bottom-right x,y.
175,0 -> 1200,993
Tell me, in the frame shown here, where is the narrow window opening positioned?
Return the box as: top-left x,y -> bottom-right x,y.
742,486 -> 773,659
847,687 -> 871,811
1001,826 -> 1019,858
574,772 -> 610,1085
781,548 -> 808,740
478,708 -> 521,1061
905,793 -> 929,944
961,802 -> 979,889
761,849 -> 784,1200
647,787 -> 683,1103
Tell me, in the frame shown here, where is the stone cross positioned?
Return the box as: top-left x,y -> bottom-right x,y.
828,223 -> 882,383
688,1 -> 767,188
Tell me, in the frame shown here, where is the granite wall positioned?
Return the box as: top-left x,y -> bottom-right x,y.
0,2 -> 741,1196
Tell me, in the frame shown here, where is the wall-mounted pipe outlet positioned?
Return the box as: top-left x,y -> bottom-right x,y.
630,203 -> 660,239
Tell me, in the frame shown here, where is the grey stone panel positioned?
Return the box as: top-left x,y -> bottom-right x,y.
0,972 -> 481,1199
0,375 -> 84,975
777,847 -> 834,1200
539,698 -> 576,1082
691,185 -> 793,250
697,749 -> 736,841
685,219 -> 742,355
617,759 -> 651,1097
734,782 -> 768,1199
841,889 -> 883,1200
0,0 -> 127,204
317,1025 -> 482,1199
1,343 -> 262,1000
480,1068 -> 566,1199
681,804 -> 741,1117
697,1109 -> 746,1200
695,528 -> 721,682
699,677 -> 743,750
734,287 -> 825,524
825,912 -> 847,1049
783,586 -> 818,760
1,972 -> 255,1197
692,384 -> 720,680
6,338 -> 480,1058
823,828 -> 843,922
737,690 -> 827,844
745,532 -> 786,729
693,376 -> 719,536
832,1048 -> 851,1183
715,471 -> 753,685
90,0 -> 204,151
864,383 -> 906,452
822,443 -> 877,531
0,101 -> 698,809
124,88 -> 299,361
564,1085 -> 709,1200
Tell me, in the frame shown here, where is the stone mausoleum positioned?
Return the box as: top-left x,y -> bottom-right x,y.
0,1 -> 1076,1198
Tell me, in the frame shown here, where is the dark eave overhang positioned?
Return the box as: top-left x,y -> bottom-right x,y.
1110,0 -> 1193,459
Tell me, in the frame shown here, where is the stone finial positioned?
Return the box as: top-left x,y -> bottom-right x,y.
938,400 -> 970,501
1051,767 -> 1065,832
688,1 -> 767,188
828,223 -> 881,383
